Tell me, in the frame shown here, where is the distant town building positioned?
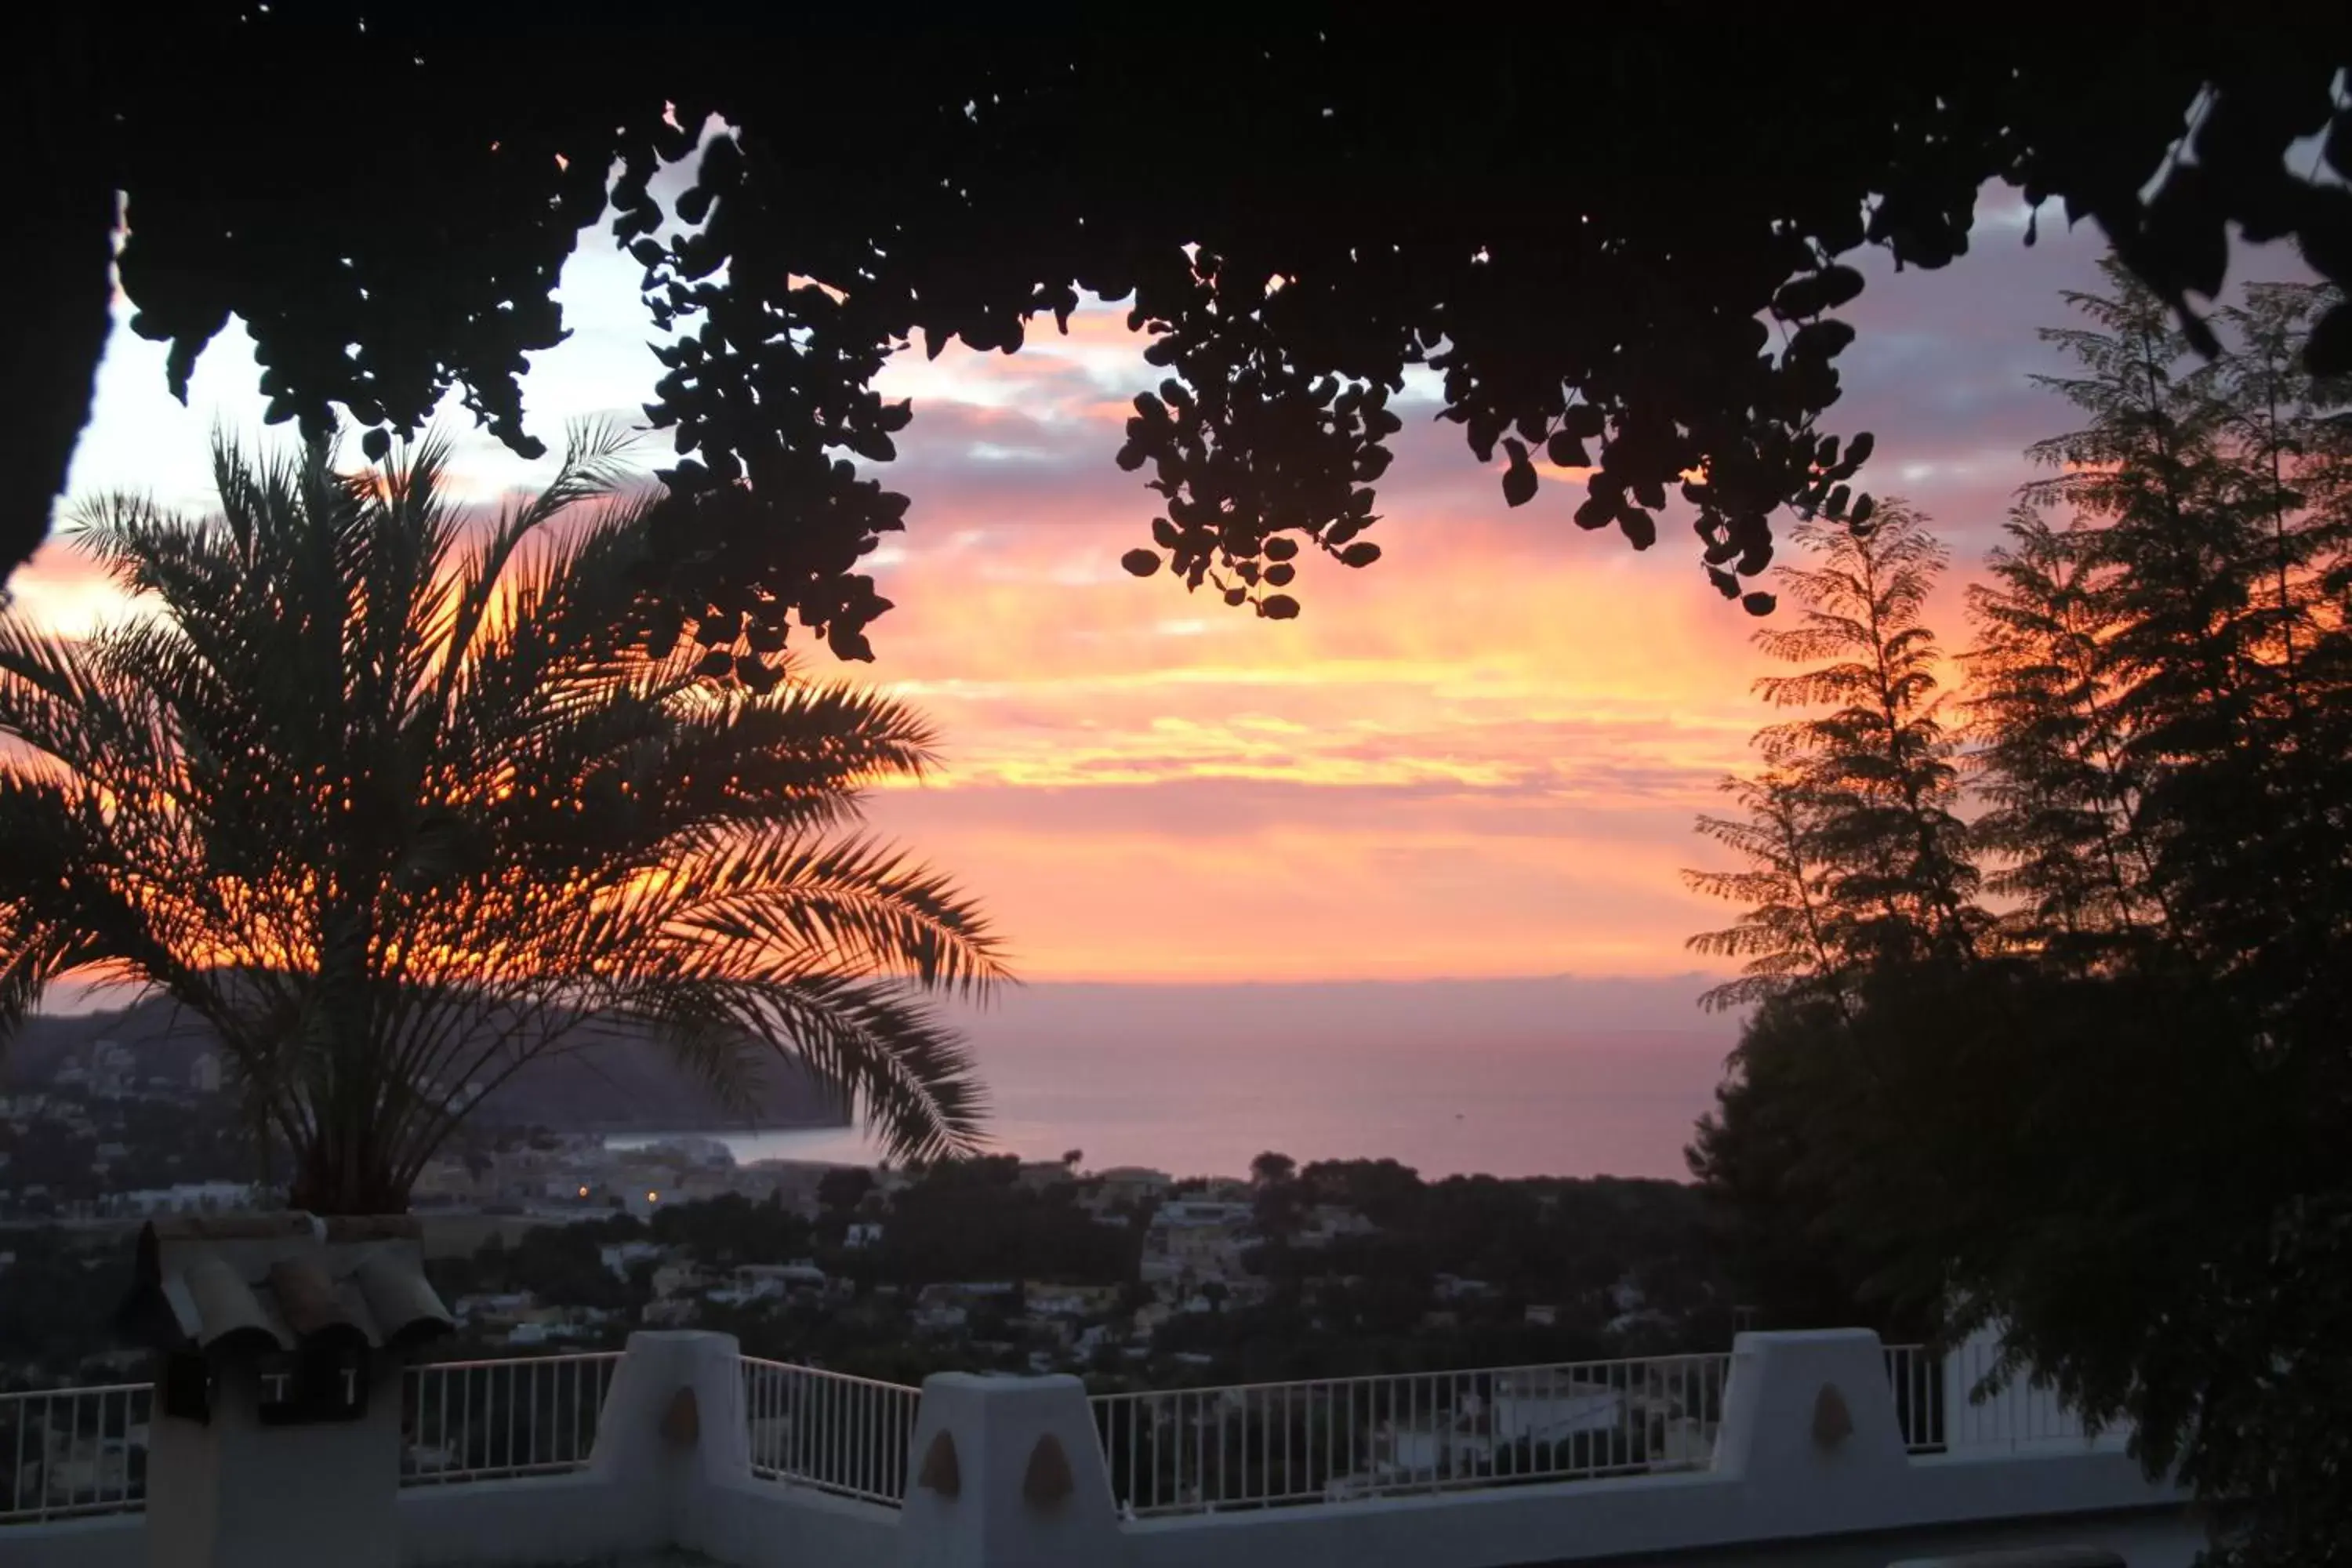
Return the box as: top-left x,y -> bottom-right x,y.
189,1052 -> 223,1094
1142,1212 -> 1253,1284
600,1241 -> 667,1280
1090,1167 -> 1174,1208
1295,1204 -> 1379,1248
652,1261 -> 710,1300
641,1297 -> 699,1327
913,1302 -> 967,1334
739,1262 -> 828,1290
1153,1199 -> 1254,1228
622,1179 -> 676,1220
1022,1283 -> 1122,1319
767,1167 -> 832,1219
114,1181 -> 256,1218
644,1134 -> 735,1169
1014,1160 -> 1075,1192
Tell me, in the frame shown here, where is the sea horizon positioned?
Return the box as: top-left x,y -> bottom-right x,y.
608,975 -> 1738,1182
35,972 -> 1742,1182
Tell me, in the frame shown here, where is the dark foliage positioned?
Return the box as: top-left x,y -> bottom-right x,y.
1686,270 -> 2352,1565
12,14 -> 2351,664
870,1155 -> 1139,1287
0,1231 -> 136,1381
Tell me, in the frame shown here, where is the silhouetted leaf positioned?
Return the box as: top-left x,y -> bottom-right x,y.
2308,301 -> 2352,376
1501,440 -> 1537,507
1338,542 -> 1381,568
1773,265 -> 1866,319
1259,594 -> 1300,620
35,23 -> 2347,657
1817,265 -> 1864,310
1740,590 -> 1776,615
1789,320 -> 1857,360
1120,549 -> 1162,578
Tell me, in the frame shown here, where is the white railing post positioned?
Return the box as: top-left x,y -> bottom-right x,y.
582,1329 -> 747,1560
1711,1329 -> 1913,1532
896,1374 -> 1121,1568
143,1356 -> 406,1568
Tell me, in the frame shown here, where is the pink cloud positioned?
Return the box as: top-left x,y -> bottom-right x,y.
27,194 -> 2216,988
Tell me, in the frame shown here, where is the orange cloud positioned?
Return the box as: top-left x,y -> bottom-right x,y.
35,223 -> 2103,988
3,547 -> 126,638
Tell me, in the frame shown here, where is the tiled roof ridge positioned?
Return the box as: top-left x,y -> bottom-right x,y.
122,1210 -> 453,1358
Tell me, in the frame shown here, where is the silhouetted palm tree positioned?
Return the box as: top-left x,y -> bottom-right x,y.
0,428 -> 1005,1212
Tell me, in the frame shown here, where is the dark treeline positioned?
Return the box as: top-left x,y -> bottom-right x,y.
411,1156 -> 1726,1389
1685,263 -> 2351,1567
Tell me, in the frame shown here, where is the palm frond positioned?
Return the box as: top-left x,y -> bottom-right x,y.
2,428 -> 1006,1211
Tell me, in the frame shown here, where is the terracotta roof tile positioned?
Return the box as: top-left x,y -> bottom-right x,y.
121,1211 -> 453,1356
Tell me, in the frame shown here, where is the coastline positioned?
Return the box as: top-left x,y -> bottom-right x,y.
554,1112 -> 852,1137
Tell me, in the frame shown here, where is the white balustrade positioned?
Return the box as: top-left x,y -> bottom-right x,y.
0,1382 -> 151,1522
1882,1343 -> 1944,1452
740,1356 -> 920,1506
1088,1352 -> 1731,1517
399,1351 -> 622,1484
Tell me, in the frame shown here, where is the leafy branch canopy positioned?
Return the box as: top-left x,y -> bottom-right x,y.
13,13 -> 2351,671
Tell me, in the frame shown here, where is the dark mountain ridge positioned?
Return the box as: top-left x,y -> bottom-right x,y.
2,993 -> 846,1134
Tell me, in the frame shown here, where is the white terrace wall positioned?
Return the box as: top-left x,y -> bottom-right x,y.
1104,1334 -> 2193,1568
2,1516 -> 143,1568
0,1330 -> 2203,1568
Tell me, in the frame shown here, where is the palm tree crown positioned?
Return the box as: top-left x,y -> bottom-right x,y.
0,428 -> 1007,1212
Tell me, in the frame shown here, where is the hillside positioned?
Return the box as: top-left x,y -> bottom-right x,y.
2,994 -> 848,1133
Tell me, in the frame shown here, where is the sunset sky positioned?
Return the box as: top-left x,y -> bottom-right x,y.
13,183 -> 2294,994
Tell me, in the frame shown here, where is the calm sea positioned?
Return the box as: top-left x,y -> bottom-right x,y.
612,980 -> 1738,1182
